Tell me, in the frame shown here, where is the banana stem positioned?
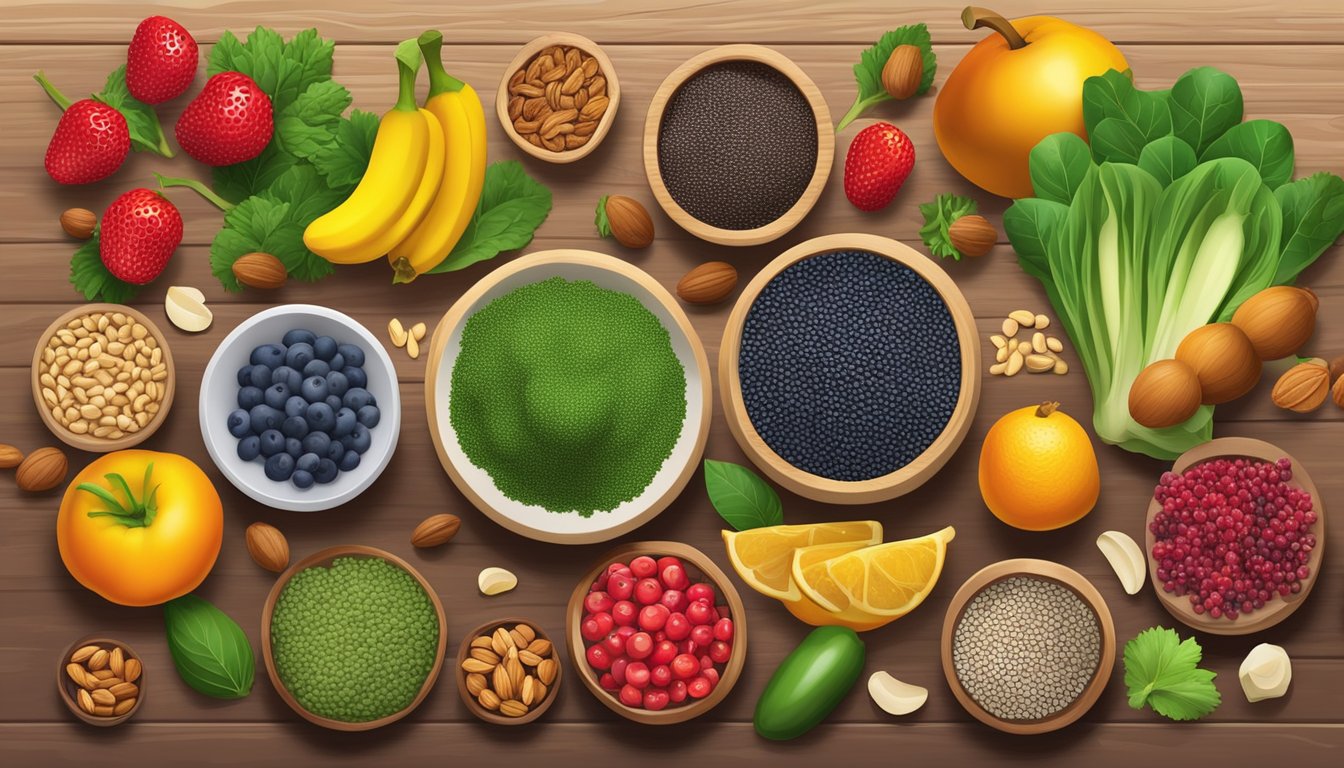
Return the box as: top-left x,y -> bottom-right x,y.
418,30 -> 465,96
962,6 -> 1029,49
155,173 -> 236,212
33,71 -> 73,110
393,38 -> 423,111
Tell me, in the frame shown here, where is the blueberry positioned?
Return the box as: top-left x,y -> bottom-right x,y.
226,409 -> 251,438
238,386 -> 264,410
338,450 -> 361,472
324,395 -> 343,412
343,366 -> 368,389
291,470 -> 315,489
285,342 -> 315,370
264,383 -> 291,410
284,395 -> 308,419
259,429 -> 286,457
248,364 -> 273,389
305,402 -> 336,432
237,365 -> 254,387
301,375 -> 329,403
302,359 -> 331,379
236,435 -> 261,461
342,387 -> 373,410
249,404 -> 283,433
325,371 -> 349,398
286,437 -> 304,458
283,329 -> 317,347
333,407 -> 357,438
342,424 -> 372,455
325,440 -> 345,462
301,431 -> 331,456
250,343 -> 286,369
265,452 -> 296,482
313,458 -> 339,484
327,353 -> 345,372
281,415 -> 309,439
271,365 -> 302,391
296,452 -> 321,473
337,343 -> 366,368
356,404 -> 380,429
313,336 -> 337,361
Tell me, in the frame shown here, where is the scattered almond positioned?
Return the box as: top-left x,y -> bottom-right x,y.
387,318 -> 408,348
244,522 -> 290,573
599,195 -> 654,249
677,261 -> 738,305
411,513 -> 461,548
16,447 -> 67,492
0,444 -> 23,469
61,208 -> 97,239
232,252 -> 288,289
948,214 -> 996,258
1271,359 -> 1330,413
880,44 -> 924,100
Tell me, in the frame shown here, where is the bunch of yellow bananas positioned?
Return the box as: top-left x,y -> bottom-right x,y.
304,31 -> 487,283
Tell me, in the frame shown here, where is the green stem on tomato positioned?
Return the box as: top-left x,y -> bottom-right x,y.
33,70 -> 73,111
78,464 -> 160,529
393,38 -> 424,111
418,30 -> 465,97
155,173 -> 236,212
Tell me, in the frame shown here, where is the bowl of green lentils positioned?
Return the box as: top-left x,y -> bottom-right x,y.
262,545 -> 447,731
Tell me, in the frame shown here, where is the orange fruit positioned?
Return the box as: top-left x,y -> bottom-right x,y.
792,527 -> 955,618
780,541 -> 893,631
721,521 -> 882,602
978,401 -> 1099,530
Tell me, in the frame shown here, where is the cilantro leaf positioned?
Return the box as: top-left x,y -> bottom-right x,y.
310,109 -> 379,191
594,195 -> 612,237
1124,627 -> 1221,721
275,80 -> 352,159
837,24 -> 936,130
428,161 -> 552,274
70,228 -> 140,303
94,66 -> 172,157
919,193 -> 978,260
212,143 -> 298,203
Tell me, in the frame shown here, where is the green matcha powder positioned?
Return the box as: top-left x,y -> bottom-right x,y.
451,277 -> 687,516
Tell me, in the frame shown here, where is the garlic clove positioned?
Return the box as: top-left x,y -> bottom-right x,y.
164,286 -> 213,333
867,671 -> 927,716
478,567 -> 518,596
1096,530 -> 1146,595
1239,643 -> 1291,702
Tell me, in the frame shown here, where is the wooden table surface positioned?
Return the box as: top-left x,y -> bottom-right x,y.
2,1 -> 1341,765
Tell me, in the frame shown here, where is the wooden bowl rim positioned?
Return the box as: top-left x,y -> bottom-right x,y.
641,43 -> 835,246
423,249 -> 713,544
260,544 -> 448,731
565,540 -> 748,724
1143,437 -> 1326,636
453,616 -> 563,725
718,233 -> 982,504
495,32 -> 621,164
56,635 -> 145,727
939,558 -> 1115,736
32,303 -> 176,452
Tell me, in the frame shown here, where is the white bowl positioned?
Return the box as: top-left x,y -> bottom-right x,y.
424,250 -> 712,544
199,305 -> 401,512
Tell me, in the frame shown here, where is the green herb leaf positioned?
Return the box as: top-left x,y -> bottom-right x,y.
594,195 -> 612,237
310,109 -> 379,191
1137,135 -> 1198,188
704,459 -> 783,531
1273,171 -> 1344,284
917,193 -> 978,260
212,143 -> 299,204
1003,197 -> 1068,281
427,160 -> 553,274
1082,70 -> 1172,164
274,80 -> 352,159
209,26 -> 333,115
1123,627 -> 1220,721
835,24 -> 935,130
163,594 -> 255,699
69,228 -> 139,303
1169,66 -> 1243,157
1200,119 -> 1295,189
1029,133 -> 1094,204
209,190 -> 334,291
95,66 -> 172,157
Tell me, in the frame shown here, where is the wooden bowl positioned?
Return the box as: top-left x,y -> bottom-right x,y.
454,617 -> 562,725
497,33 -> 620,163
261,545 -> 447,731
941,559 -> 1115,735
424,250 -> 712,544
1144,437 -> 1325,636
32,303 -> 175,452
57,636 -> 145,727
643,44 -> 833,246
719,233 -> 981,504
566,541 -> 748,724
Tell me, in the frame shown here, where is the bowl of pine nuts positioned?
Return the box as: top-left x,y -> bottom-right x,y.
32,304 -> 175,452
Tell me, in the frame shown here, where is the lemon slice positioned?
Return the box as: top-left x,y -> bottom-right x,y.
721,521 -> 882,602
793,526 -> 955,617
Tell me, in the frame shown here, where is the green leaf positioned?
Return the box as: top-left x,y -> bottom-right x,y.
1123,627 -> 1220,721
310,110 -> 379,192
95,66 -> 172,157
1273,171 -> 1344,284
1004,197 -> 1068,281
69,228 -> 139,303
163,594 -> 255,699
1200,119 -> 1295,189
264,164 -> 347,226
212,142 -> 298,204
835,24 -> 936,130
1082,70 -> 1172,164
208,26 -> 332,115
274,80 -> 352,159
1030,133 -> 1094,204
428,161 -> 553,274
1137,135 -> 1198,188
594,195 -> 612,237
1169,66 -> 1243,156
917,193 -> 977,260
209,194 -> 332,291
704,459 -> 783,531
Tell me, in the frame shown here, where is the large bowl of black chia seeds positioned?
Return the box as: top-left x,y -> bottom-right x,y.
940,559 -> 1116,735
643,45 -> 834,246
719,233 -> 981,504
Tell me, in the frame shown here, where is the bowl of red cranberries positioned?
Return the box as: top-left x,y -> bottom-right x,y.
566,541 -> 747,724
1146,437 -> 1325,636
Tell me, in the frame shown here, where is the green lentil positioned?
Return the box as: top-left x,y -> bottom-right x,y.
450,277 -> 687,516
271,557 -> 439,722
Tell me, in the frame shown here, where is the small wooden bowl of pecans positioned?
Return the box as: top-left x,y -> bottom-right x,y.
497,33 -> 620,163
455,618 -> 561,725
57,636 -> 145,727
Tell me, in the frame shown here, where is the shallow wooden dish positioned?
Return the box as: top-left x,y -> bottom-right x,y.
566,541 -> 747,725
455,617 -> 562,726
424,250 -> 712,544
719,233 -> 981,504
261,545 -> 447,731
1144,437 -> 1325,636
497,33 -> 620,164
642,44 -> 834,246
56,636 -> 145,727
32,303 -> 175,452
941,559 -> 1115,736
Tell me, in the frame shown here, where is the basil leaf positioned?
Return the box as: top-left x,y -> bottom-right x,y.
704,459 -> 783,531
1137,135 -> 1198,188
1029,133 -> 1094,204
1200,119 -> 1295,189
1169,66 -> 1243,157
163,594 -> 255,699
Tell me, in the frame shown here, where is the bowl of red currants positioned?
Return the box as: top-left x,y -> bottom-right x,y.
566,541 -> 747,724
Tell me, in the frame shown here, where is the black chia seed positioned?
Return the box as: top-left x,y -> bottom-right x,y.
738,250 -> 962,481
657,60 -> 817,230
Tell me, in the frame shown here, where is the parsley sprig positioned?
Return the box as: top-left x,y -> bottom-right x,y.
1124,627 -> 1222,721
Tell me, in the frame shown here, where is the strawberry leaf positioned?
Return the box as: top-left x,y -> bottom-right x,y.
70,228 -> 140,303
837,24 -> 936,130
212,143 -> 298,204
919,193 -> 978,260
274,80 -> 352,159
95,66 -> 172,157
310,110 -> 378,192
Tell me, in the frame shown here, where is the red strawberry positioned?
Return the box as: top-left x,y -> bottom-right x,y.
175,72 -> 274,166
126,16 -> 198,104
100,189 -> 183,285
35,72 -> 130,185
843,122 -> 916,212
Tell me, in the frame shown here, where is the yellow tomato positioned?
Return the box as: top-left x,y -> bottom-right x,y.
57,450 -> 223,606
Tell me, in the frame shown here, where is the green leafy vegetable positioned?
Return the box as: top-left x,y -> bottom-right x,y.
836,24 -> 936,130
918,193 -> 978,260
96,67 -> 173,157
1167,66 -> 1242,156
1123,627 -> 1220,721
1137,135 -> 1197,188
704,459 -> 783,531
1274,172 -> 1344,284
427,161 -> 553,274
1082,70 -> 1172,164
69,228 -> 140,304
163,594 -> 255,699
310,110 -> 379,189
595,195 -> 612,238
1200,119 -> 1294,189
1029,133 -> 1094,205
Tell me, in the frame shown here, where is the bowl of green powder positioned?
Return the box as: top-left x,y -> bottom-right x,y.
425,250 -> 712,544
262,545 -> 447,731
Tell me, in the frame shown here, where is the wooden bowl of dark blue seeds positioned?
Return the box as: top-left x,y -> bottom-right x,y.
642,45 -> 834,247
719,233 -> 981,504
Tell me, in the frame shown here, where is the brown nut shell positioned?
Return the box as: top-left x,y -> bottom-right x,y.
1272,361 -> 1330,413
1129,359 -> 1203,428
15,446 -> 67,492
948,214 -> 996,258
880,44 -> 923,100
1174,323 -> 1262,404
1231,286 -> 1318,360
602,195 -> 654,249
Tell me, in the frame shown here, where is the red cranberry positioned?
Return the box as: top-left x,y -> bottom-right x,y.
671,653 -> 699,679
699,654 -> 714,670
650,664 -> 672,688
584,591 -> 614,614
660,563 -> 690,591
639,603 -> 671,632
690,624 -> 714,648
581,613 -> 612,642
604,631 -> 627,657
659,589 -> 689,614
676,639 -> 697,655
606,562 -> 631,579
608,574 -> 635,601
599,672 -> 618,691
686,583 -> 716,603
709,640 -> 732,663
611,656 -> 629,685
656,556 -> 684,575
627,631 -> 654,660
650,640 -> 677,666
665,612 -> 692,641
612,600 -> 637,626
630,555 -> 658,579
669,680 -> 688,703
619,684 -> 643,707
687,676 -> 712,699
586,643 -> 612,670
643,688 -> 670,711
626,661 -> 651,688
714,618 -> 734,642
634,578 -> 663,605
686,600 -> 714,626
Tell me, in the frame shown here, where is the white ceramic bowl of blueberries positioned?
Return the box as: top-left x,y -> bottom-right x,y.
199,305 -> 401,512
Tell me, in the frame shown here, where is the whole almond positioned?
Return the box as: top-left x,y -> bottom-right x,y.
66,663 -> 92,689
87,649 -> 110,671
77,688 -> 95,715
108,681 -> 138,701
536,658 -> 558,685
518,649 -> 543,667
470,647 -> 501,666
948,214 -> 996,258
90,688 -> 116,707
506,656 -> 525,692
514,624 -> 536,645
16,446 -> 67,492
499,699 -> 529,717
470,635 -> 493,650
881,44 -> 924,100
1333,373 -> 1344,409
232,252 -> 288,290
521,675 -> 536,706
1272,361 -> 1330,413
61,208 -> 97,239
411,513 -> 461,548
122,657 -> 142,683
677,261 -> 738,305
601,195 -> 654,249
109,646 -> 125,678
0,444 -> 22,468
526,638 -> 552,658
461,658 -> 494,674
113,698 -> 137,715
492,664 -> 514,700
466,672 -> 488,697
492,627 -> 516,655
478,688 -> 501,711
245,522 -> 290,573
